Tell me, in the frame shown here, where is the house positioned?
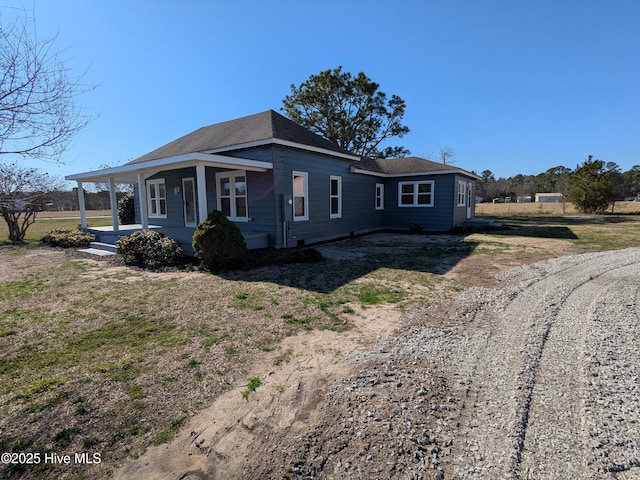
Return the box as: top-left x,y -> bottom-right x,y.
66,110 -> 479,254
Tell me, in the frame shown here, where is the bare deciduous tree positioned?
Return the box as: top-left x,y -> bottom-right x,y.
0,161 -> 62,242
0,9 -> 93,162
439,147 -> 455,164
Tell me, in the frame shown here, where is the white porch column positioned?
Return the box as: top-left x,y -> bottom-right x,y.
196,164 -> 208,223
76,181 -> 87,229
108,177 -> 119,233
137,173 -> 149,229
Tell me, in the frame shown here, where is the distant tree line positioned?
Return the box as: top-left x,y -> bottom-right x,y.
477,157 -> 640,214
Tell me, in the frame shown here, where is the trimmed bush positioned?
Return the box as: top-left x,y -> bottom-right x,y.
192,210 -> 248,270
42,229 -> 95,248
118,192 -> 136,225
116,230 -> 183,269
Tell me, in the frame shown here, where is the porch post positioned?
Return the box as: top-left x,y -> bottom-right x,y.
196,164 -> 208,223
108,177 -> 119,233
76,181 -> 87,229
137,173 -> 148,229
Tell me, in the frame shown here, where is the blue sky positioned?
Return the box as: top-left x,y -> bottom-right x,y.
3,0 -> 640,185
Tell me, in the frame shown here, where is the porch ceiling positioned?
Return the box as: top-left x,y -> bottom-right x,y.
65,152 -> 273,184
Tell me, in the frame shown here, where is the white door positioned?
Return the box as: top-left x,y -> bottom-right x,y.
466,182 -> 473,219
183,178 -> 197,227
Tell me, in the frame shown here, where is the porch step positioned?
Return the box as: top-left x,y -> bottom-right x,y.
78,248 -> 116,256
80,242 -> 119,255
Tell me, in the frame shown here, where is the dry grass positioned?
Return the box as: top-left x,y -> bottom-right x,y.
476,201 -> 640,252
476,200 -> 640,216
35,210 -> 113,219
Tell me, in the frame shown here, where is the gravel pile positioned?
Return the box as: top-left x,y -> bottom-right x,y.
249,248 -> 640,479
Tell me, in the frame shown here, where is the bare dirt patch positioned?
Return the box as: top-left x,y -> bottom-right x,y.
114,305 -> 402,480
444,234 -> 581,287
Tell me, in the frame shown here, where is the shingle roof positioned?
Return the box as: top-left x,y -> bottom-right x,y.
126,110 -> 352,165
375,157 -> 457,174
355,156 -> 479,178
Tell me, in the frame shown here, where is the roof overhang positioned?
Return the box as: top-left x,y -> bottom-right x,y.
351,166 -> 481,180
65,153 -> 273,183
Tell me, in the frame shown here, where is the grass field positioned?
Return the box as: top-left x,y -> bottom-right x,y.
476,201 -> 640,251
0,211 -> 113,245
476,200 -> 640,216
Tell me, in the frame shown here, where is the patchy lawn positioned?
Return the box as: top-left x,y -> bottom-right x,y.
0,235 -> 468,479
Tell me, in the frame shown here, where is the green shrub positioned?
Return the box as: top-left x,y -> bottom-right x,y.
192,210 -> 248,270
42,229 -> 95,248
118,192 -> 136,225
116,230 -> 183,269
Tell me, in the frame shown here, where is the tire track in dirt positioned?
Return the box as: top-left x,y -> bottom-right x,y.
451,249 -> 640,479
515,263 -> 624,478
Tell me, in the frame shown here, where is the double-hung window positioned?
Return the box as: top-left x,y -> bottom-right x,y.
398,180 -> 434,207
147,179 -> 167,217
293,171 -> 309,221
457,181 -> 467,206
216,170 -> 248,221
375,183 -> 384,210
330,176 -> 342,218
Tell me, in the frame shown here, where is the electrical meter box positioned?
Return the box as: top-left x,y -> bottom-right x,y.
282,194 -> 293,222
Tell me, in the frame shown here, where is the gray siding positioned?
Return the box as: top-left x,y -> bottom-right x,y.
145,168 -> 193,229
452,175 -> 475,225
382,175 -> 456,231
382,174 -> 477,231
140,146 -> 278,248
272,147 -> 384,247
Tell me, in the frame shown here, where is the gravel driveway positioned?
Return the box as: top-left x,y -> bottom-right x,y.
416,247 -> 640,479
247,248 -> 640,479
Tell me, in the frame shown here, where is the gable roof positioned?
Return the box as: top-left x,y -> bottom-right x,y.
352,156 -> 480,179
127,110 -> 356,165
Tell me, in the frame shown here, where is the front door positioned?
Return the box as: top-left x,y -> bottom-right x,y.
466,182 -> 473,219
183,177 -> 196,227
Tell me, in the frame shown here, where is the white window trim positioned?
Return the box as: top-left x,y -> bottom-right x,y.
215,170 -> 249,222
292,171 -> 309,221
457,180 -> 467,207
330,175 -> 342,219
146,178 -> 167,218
375,183 -> 384,210
398,180 -> 434,207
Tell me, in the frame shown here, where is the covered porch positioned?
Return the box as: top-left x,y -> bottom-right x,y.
66,152 -> 273,254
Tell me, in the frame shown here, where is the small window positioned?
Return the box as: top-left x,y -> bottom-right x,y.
293,171 -> 308,221
398,181 -> 434,207
216,170 -> 248,221
330,176 -> 342,219
147,179 -> 167,217
375,183 -> 384,210
457,181 -> 466,206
